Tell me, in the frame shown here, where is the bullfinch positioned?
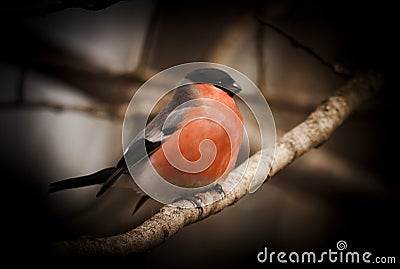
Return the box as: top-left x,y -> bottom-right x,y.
49,68 -> 244,213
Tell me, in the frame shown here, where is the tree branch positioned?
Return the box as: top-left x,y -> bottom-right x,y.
51,71 -> 383,256
10,0 -> 126,15
0,100 -> 123,119
257,18 -> 352,77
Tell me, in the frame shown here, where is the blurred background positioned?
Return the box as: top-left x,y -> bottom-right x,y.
1,0 -> 398,267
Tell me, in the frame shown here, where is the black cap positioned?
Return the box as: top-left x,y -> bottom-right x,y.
184,68 -> 241,97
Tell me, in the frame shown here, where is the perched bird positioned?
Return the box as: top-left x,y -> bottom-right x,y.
49,68 -> 244,213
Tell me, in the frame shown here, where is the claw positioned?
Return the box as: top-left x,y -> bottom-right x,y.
214,183 -> 226,198
172,195 -> 204,215
188,196 -> 204,216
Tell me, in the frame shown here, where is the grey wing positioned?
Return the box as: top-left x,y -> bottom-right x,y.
118,84 -> 197,169
117,131 -> 160,170
97,85 -> 197,197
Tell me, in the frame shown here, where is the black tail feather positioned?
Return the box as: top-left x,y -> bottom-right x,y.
48,167 -> 116,193
95,167 -> 124,197
132,195 -> 149,215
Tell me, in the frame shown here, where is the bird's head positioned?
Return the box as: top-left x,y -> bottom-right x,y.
183,68 -> 242,97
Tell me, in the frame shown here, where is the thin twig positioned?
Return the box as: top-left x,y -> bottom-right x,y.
257,18 -> 352,77
18,0 -> 125,15
15,65 -> 27,105
51,71 -> 383,256
256,22 -> 267,92
0,100 -> 122,119
135,0 -> 160,74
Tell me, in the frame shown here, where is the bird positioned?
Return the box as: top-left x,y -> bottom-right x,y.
49,68 -> 244,214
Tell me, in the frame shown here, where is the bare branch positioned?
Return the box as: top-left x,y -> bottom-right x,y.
9,0 -> 126,15
257,18 -> 352,77
135,1 -> 161,74
270,71 -> 382,175
0,100 -> 122,119
51,71 -> 383,256
256,22 -> 267,92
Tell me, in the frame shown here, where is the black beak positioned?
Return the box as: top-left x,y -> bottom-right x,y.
231,82 -> 242,94
215,82 -> 242,97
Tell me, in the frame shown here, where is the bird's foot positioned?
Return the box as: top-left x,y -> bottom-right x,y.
214,183 -> 226,198
172,195 -> 204,215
